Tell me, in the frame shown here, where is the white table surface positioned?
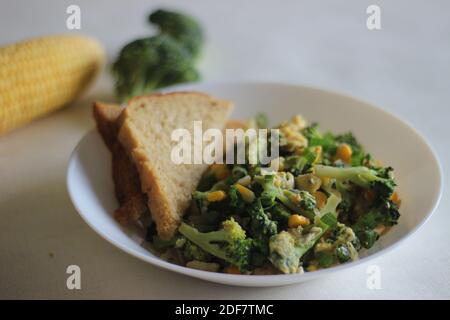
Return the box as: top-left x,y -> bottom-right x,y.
1,0 -> 449,299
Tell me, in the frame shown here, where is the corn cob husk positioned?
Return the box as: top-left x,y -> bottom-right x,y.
0,35 -> 104,135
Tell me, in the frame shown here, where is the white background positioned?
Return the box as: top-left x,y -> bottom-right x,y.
0,0 -> 449,299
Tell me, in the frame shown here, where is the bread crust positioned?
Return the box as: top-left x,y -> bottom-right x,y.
118,92 -> 233,239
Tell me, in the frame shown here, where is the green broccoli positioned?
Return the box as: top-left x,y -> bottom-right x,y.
113,9 -> 203,101
149,9 -> 203,59
255,174 -> 316,219
351,200 -> 400,248
314,165 -> 396,202
175,237 -> 210,261
247,199 -> 278,241
178,218 -> 253,271
269,203 -> 291,229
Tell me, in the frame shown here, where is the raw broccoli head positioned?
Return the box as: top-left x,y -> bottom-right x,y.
178,218 -> 253,271
149,9 -> 203,59
113,9 -> 203,102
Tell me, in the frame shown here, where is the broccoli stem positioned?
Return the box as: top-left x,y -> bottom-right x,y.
178,222 -> 228,261
314,165 -> 381,188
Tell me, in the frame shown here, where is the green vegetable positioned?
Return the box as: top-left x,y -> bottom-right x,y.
352,201 -> 400,248
178,218 -> 253,271
247,199 -> 278,242
113,9 -> 203,101
255,174 -> 316,219
314,165 -> 396,202
149,9 -> 203,58
336,244 -> 351,262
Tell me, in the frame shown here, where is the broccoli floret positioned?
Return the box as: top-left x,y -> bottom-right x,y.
302,123 -> 336,152
247,199 -> 278,241
269,203 -> 291,229
176,237 -> 210,261
149,9 -> 203,59
351,200 -> 400,248
255,174 -> 316,219
113,9 -> 203,101
314,165 -> 396,202
178,218 -> 253,271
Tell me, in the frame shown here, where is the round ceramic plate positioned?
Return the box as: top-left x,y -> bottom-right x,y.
67,82 -> 442,286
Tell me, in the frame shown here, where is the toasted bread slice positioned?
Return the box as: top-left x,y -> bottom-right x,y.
118,92 -> 233,239
93,101 -> 149,226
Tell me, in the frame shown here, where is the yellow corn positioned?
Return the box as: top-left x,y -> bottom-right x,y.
207,190 -> 227,202
306,264 -> 318,272
390,191 -> 401,207
288,214 -> 310,228
235,183 -> 255,203
224,265 -> 241,274
0,35 -> 104,135
336,143 -> 353,163
313,191 -> 327,209
210,163 -> 230,180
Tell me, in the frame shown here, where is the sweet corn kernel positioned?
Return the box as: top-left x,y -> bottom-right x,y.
374,224 -> 386,235
288,214 -> 310,228
207,190 -> 227,202
390,191 -> 401,206
306,264 -> 318,272
313,191 -> 327,209
320,176 -> 331,186
235,183 -> 255,203
225,265 -> 241,274
336,143 -> 353,163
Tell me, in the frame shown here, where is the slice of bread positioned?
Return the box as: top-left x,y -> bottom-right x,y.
93,102 -> 149,226
118,92 -> 233,239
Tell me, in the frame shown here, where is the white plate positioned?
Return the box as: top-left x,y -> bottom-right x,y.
67,82 -> 443,287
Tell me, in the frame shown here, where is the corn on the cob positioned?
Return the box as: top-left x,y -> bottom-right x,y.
0,35 -> 104,135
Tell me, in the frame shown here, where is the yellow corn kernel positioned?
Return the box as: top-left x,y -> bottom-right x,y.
235,183 -> 255,203
306,264 -> 318,272
390,191 -> 401,206
0,35 -> 104,135
225,265 -> 241,274
374,224 -> 386,235
210,164 -> 230,180
207,190 -> 227,202
336,143 -> 353,163
313,191 -> 327,209
288,214 -> 310,228
320,176 -> 331,187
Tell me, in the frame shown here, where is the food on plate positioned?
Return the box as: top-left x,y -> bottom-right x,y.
112,9 -> 204,102
0,35 -> 104,135
153,115 -> 401,274
94,95 -> 400,275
